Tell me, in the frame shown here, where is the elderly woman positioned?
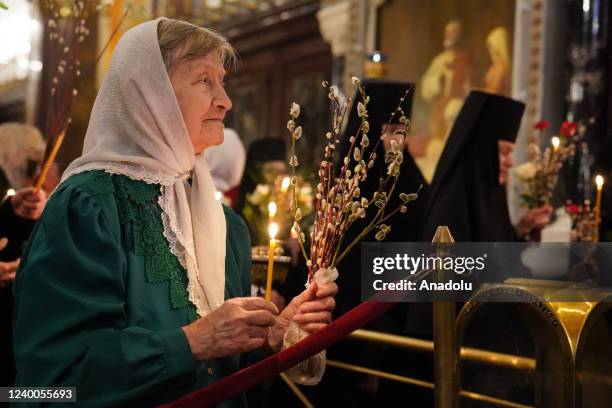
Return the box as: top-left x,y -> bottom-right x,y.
13,18 -> 336,406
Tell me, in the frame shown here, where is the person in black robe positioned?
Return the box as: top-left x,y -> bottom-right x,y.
405,92 -> 546,406
421,91 -> 524,242
407,91 -> 528,340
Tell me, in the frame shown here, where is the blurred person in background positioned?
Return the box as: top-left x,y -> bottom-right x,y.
204,127 -> 246,209
0,122 -> 48,386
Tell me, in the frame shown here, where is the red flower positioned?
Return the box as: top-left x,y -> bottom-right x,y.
560,121 -> 577,137
534,120 -> 550,130
565,204 -> 580,215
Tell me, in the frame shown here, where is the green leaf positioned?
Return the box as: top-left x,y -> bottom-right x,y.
0,1 -> 8,9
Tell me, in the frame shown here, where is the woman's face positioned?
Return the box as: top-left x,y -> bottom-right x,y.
498,140 -> 515,186
168,52 -> 232,155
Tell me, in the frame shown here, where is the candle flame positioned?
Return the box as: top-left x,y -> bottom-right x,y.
269,222 -> 279,239
551,137 -> 560,150
268,201 -> 277,217
281,176 -> 291,192
6,188 -> 16,197
596,175 -> 604,187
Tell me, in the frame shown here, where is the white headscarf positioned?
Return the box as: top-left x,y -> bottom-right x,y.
203,128 -> 246,192
62,18 -> 226,315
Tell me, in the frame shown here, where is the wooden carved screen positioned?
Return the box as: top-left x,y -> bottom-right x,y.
219,0 -> 332,169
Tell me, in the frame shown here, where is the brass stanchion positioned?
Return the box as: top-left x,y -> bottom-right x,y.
432,226 -> 457,408
279,373 -> 314,408
347,329 -> 536,371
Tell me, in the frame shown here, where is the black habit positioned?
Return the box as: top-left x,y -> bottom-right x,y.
421,91 -> 525,243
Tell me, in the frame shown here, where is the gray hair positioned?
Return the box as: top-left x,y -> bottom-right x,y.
157,19 -> 238,72
0,122 -> 45,189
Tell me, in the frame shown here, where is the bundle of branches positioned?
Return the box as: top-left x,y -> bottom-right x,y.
287,77 -> 420,281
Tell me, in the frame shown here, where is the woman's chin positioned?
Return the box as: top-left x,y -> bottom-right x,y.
194,132 -> 225,154
209,131 -> 225,147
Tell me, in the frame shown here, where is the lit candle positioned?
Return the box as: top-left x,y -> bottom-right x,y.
1,188 -> 15,205
281,176 -> 291,192
551,136 -> 560,152
34,131 -> 65,192
549,136 -> 560,168
265,222 -> 279,302
268,201 -> 277,220
595,175 -> 604,231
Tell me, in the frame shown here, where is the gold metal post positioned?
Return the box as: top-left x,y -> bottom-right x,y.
279,373 -> 314,408
432,226 -> 457,408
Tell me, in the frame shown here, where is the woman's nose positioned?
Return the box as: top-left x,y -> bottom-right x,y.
216,85 -> 232,112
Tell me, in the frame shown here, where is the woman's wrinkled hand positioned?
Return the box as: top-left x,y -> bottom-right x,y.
266,280 -> 338,353
182,297 -> 279,361
11,187 -> 47,220
0,238 -> 19,288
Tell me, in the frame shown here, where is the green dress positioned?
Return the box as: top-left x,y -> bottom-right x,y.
13,170 -> 254,407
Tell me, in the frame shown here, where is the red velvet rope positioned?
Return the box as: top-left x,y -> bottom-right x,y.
160,300 -> 396,408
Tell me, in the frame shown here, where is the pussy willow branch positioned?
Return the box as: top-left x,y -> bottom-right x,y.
297,83 -> 415,274
41,1 -> 125,170
330,86 -> 414,267
311,89 -> 357,272
291,139 -> 310,264
95,7 -> 130,63
379,185 -> 423,225
333,173 -> 401,266
325,87 -> 370,256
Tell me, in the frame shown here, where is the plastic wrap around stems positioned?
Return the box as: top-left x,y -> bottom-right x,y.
281,267 -> 339,385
